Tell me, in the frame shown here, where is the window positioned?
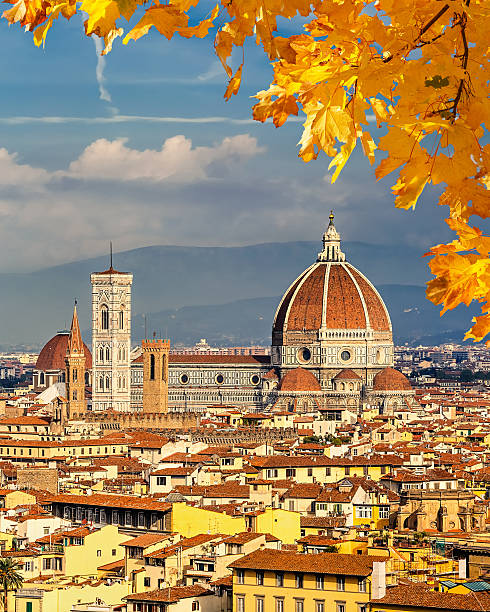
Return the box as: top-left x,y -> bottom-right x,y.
358,605 -> 367,612
345,467 -> 351,475
162,355 -> 166,380
43,527 -> 50,535
73,369 -> 78,382
316,575 -> 324,590
26,603 -> 33,612
256,571 -> 264,586
315,601 -> 325,612
295,573 -> 303,588
308,468 -> 313,477
119,309 -> 124,329
276,572 -> 284,587
325,467 -> 331,477
101,305 -> 109,330
156,476 -> 167,486
275,598 -> 284,612
150,354 -> 155,380
358,578 -> 367,593
286,468 -> 296,478
237,569 -> 245,584
295,600 -> 304,612
336,603 -> 346,612
337,576 -> 345,591
236,597 -> 245,612
356,506 -> 372,519
105,376 -> 110,390
256,597 -> 264,612
144,577 -> 151,587
191,603 -> 200,611
72,390 -> 77,400
379,506 -> 390,519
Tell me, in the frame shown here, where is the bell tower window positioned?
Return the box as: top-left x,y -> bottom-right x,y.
150,354 -> 155,380
72,369 -> 78,382
119,309 -> 124,329
101,305 -> 109,330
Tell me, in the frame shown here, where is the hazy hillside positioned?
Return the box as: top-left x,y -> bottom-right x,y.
129,285 -> 478,348
0,240 -> 431,346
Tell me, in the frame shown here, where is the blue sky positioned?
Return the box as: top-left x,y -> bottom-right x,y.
0,12 -> 454,273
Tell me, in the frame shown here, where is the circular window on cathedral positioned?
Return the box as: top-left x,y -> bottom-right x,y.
180,374 -> 189,385
297,347 -> 312,363
251,375 -> 260,385
340,349 -> 352,362
215,374 -> 224,385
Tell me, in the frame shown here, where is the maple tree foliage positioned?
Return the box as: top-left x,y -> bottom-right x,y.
3,0 -> 490,339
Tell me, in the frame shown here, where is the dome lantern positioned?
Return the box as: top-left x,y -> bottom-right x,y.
317,210 -> 345,263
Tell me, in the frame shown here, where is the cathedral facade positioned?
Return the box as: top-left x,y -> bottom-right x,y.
34,214 -> 414,416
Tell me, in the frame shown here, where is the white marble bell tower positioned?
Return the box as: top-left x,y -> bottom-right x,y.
91,251 -> 132,412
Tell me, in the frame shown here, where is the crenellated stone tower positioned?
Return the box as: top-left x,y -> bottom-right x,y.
142,338 -> 170,413
91,258 -> 132,412
65,302 -> 87,419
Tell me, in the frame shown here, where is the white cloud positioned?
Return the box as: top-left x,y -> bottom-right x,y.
0,148 -> 49,185
0,115 -> 304,125
63,134 -> 265,182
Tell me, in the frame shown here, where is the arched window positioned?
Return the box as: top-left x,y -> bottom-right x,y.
150,354 -> 155,380
101,305 -> 109,330
105,347 -> 110,362
162,355 -> 166,380
123,376 -> 126,389
99,377 -> 104,390
40,372 -> 45,385
105,376 -> 110,390
118,377 -> 122,389
72,369 -> 78,382
119,309 -> 124,329
99,347 -> 104,362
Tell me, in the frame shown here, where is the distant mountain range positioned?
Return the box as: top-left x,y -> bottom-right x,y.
0,241 -> 477,348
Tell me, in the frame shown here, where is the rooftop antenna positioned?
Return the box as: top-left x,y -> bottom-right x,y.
110,241 -> 113,269
143,315 -> 147,340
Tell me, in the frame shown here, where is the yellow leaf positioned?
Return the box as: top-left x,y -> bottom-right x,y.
124,4 -> 188,43
224,64 -> 243,100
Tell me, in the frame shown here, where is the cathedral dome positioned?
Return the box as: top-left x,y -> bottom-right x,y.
36,332 -> 92,371
279,367 -> 321,392
273,242 -> 391,336
373,367 -> 411,391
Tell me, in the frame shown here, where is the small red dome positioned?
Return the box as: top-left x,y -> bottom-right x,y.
36,332 -> 92,371
373,367 -> 411,391
334,368 -> 361,380
280,368 -> 321,392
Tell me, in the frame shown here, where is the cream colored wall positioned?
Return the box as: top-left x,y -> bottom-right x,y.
17,580 -> 131,612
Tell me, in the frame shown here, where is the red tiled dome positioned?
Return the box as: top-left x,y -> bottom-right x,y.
334,369 -> 361,380
36,332 -> 92,371
373,367 -> 411,391
273,262 -> 391,334
280,368 -> 321,392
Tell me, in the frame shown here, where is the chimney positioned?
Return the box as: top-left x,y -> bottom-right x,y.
371,561 -> 386,599
458,558 -> 467,580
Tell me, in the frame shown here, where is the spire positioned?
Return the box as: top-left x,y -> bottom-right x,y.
317,210 -> 345,262
67,301 -> 84,355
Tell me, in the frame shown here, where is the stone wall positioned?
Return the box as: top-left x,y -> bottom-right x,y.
17,468 -> 58,494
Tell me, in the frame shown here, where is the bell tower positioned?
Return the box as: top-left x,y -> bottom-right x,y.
142,338 -> 170,413
65,302 -> 87,420
91,250 -> 133,412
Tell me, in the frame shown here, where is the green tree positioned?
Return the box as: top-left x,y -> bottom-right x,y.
0,558 -> 23,612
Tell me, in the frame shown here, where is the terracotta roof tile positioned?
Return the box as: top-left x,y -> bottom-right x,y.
228,549 -> 384,576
